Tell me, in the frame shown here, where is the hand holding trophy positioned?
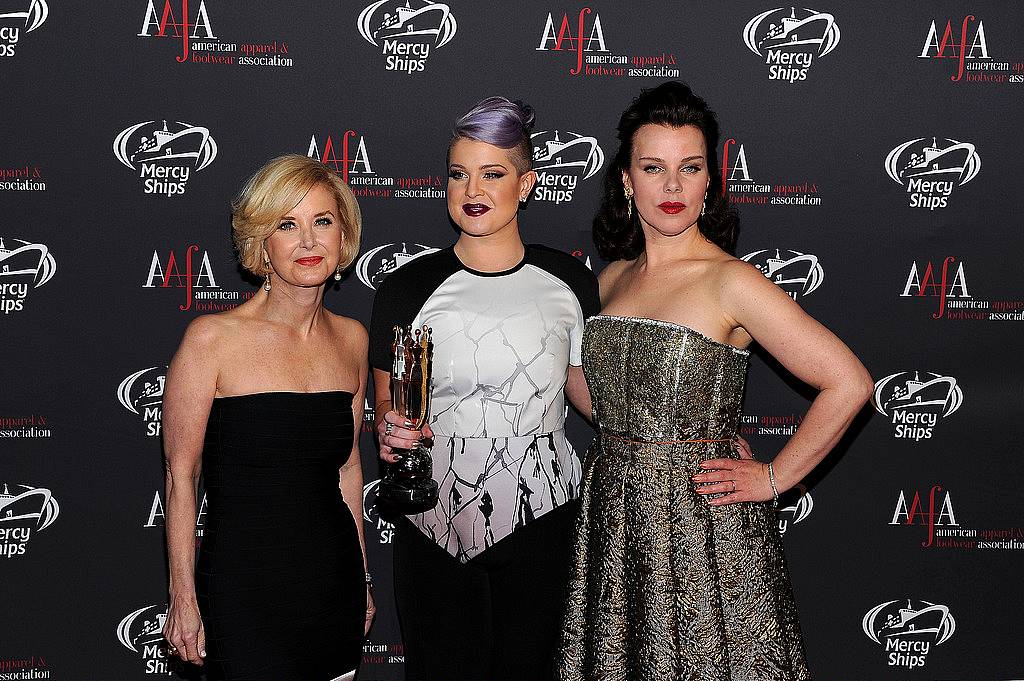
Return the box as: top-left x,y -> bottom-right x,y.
378,325 -> 439,510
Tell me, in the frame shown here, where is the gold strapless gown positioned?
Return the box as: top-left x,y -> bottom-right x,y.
558,316 -> 809,681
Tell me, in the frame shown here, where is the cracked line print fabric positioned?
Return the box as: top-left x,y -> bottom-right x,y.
369,245 -> 600,562
558,315 -> 810,681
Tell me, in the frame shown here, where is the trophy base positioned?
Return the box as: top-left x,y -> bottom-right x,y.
378,477 -> 439,513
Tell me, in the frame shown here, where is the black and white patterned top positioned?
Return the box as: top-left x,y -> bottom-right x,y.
370,244 -> 600,562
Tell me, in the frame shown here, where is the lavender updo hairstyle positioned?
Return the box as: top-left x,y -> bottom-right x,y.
594,81 -> 739,261
448,96 -> 536,174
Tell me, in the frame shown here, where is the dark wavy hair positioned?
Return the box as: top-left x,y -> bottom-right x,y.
594,81 -> 738,260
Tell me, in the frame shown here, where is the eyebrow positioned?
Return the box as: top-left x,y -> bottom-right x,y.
449,163 -> 510,171
638,155 -> 705,163
280,209 -> 336,220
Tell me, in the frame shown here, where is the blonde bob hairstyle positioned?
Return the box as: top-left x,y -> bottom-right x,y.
232,154 -> 362,278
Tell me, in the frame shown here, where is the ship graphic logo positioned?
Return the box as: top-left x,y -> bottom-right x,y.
862,599 -> 956,646
885,137 -> 981,187
777,484 -> 813,535
363,478 -> 381,523
0,483 -> 59,530
741,249 -> 824,298
116,604 -> 169,653
0,0 -> 48,32
113,120 -> 217,172
356,242 -> 439,290
358,0 -> 457,48
0,237 -> 56,287
743,7 -> 840,58
118,367 -> 168,415
531,131 -> 605,180
872,371 -> 963,419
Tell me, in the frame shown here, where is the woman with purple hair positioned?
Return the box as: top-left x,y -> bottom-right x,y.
368,97 -> 599,680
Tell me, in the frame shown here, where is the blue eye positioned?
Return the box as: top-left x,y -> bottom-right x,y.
643,165 -> 663,174
683,165 -> 703,174
315,217 -> 333,227
278,221 -> 295,230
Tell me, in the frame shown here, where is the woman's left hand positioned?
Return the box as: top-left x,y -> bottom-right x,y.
365,585 -> 376,635
692,437 -> 775,505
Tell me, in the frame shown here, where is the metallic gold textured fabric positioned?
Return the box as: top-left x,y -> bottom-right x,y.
558,316 -> 810,681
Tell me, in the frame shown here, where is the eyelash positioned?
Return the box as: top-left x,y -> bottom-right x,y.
643,165 -> 702,174
448,170 -> 506,180
278,217 -> 333,230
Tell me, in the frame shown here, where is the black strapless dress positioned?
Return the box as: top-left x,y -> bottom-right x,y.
195,391 -> 365,680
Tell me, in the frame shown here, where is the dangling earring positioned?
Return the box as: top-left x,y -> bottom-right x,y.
262,251 -> 271,291
625,188 -> 633,220
701,193 -> 707,217
263,274 -> 271,292
334,265 -> 342,281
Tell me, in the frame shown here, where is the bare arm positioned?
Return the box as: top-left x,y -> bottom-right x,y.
339,323 -> 374,633
162,316 -> 220,663
565,365 -> 592,423
695,261 -> 873,504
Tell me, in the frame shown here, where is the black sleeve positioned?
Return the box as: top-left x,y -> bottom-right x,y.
368,248 -> 459,371
528,244 -> 601,318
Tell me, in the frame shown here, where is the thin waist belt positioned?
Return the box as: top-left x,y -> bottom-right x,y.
600,430 -> 731,446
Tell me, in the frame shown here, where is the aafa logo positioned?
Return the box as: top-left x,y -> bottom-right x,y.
117,604 -> 173,674
0,483 -> 59,558
890,485 -> 957,548
743,7 -> 840,82
741,249 -> 824,298
777,484 -> 813,535
0,0 -> 48,58
143,245 -> 220,311
114,120 -> 217,196
872,371 -> 963,441
900,256 -> 970,319
885,137 -> 980,210
0,237 -> 55,314
308,132 -> 375,184
530,130 -> 604,204
118,367 -> 167,437
862,599 -> 955,669
137,0 -> 216,63
362,479 -> 395,544
357,242 -> 439,290
357,1 -> 456,73
536,8 -> 607,75
144,490 -> 207,537
919,16 -> 989,82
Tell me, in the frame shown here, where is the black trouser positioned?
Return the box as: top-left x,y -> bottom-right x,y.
394,501 -> 579,681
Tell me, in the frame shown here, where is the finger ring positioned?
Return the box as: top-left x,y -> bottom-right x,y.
385,422 -> 394,436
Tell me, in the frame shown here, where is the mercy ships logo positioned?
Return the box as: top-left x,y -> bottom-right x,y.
0,0 -> 48,58
862,599 -> 955,670
114,120 -> 217,196
356,242 -> 439,290
530,130 -> 603,204
777,485 -> 813,536
872,371 -> 963,441
743,7 -> 840,82
885,137 -> 980,210
117,605 -> 173,675
1,483 -> 59,558
0,237 -> 56,314
741,249 -> 824,299
118,367 -> 167,437
357,0 -> 457,73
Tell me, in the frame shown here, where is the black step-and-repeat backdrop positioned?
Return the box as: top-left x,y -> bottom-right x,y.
3,1 -> 1022,679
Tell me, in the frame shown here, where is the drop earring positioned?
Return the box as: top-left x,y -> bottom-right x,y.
625,188 -> 633,220
334,265 -> 342,281
264,274 -> 271,292
701,193 -> 707,217
263,252 -> 271,291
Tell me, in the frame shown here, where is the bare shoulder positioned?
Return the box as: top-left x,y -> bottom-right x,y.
715,256 -> 775,297
597,258 -> 632,292
326,313 -> 369,350
180,313 -> 234,352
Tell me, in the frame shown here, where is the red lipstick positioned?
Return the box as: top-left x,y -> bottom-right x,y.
658,202 -> 686,214
295,256 -> 324,267
462,203 -> 491,217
